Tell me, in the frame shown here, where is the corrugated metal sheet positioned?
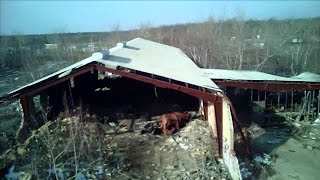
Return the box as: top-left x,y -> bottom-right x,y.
202,69 -> 320,83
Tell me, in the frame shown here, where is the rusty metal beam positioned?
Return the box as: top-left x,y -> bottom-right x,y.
20,96 -> 30,123
95,65 -> 220,102
215,80 -> 320,92
214,97 -> 223,155
203,101 -> 208,121
23,66 -> 95,97
0,65 -> 96,103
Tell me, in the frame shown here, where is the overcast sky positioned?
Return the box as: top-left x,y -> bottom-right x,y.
1,1 -> 320,35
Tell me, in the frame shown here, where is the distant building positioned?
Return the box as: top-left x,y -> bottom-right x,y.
292,38 -> 304,44
67,45 -> 77,50
45,43 -> 59,50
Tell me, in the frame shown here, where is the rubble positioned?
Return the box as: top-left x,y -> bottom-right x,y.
253,154 -> 272,166
1,112 -> 232,179
101,119 -> 230,179
306,145 -> 314,151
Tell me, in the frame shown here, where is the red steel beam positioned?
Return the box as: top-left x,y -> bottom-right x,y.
215,80 -> 320,92
18,65 -> 95,99
95,65 -> 220,102
203,101 -> 209,121
214,96 -> 223,155
20,96 -> 30,123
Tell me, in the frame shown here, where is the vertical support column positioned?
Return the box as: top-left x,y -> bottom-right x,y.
258,90 -> 260,101
318,90 -> 320,118
277,92 -> 280,110
285,91 -> 288,110
199,99 -> 204,116
307,91 -> 311,121
207,101 -> 218,140
291,91 -> 294,112
20,96 -> 30,123
291,91 -> 294,119
221,97 -> 242,180
264,91 -> 267,108
17,95 -> 35,142
311,90 -> 315,120
214,97 -> 223,156
250,89 -> 253,101
203,101 -> 208,121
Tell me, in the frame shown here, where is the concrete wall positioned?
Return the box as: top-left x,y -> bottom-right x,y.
222,97 -> 242,180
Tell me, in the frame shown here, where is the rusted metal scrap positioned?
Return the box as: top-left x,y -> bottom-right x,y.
160,112 -> 191,135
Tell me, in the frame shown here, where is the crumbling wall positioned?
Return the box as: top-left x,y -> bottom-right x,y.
222,97 -> 242,180
204,96 -> 242,180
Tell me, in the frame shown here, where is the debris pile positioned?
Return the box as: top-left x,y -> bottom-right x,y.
103,119 -> 231,179
1,113 -> 231,179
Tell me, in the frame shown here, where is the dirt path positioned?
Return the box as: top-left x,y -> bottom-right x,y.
268,138 -> 320,180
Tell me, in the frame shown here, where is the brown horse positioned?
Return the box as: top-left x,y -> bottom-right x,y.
160,112 -> 191,135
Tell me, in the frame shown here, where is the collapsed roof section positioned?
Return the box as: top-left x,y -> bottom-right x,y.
0,38 -> 221,104
203,69 -> 320,91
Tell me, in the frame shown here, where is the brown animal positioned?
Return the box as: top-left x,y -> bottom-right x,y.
160,112 -> 191,135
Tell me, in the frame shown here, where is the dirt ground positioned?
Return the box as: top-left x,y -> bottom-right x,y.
268,138 -> 320,180
1,115 -> 231,180
243,120 -> 320,180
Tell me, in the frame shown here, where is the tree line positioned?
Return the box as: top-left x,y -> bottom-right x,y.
0,17 -> 319,78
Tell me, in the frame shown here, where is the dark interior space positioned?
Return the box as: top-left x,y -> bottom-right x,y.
41,70 -> 200,122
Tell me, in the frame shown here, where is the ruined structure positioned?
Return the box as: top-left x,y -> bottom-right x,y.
1,37 -> 319,179
203,69 -> 320,122
0,38 -> 243,179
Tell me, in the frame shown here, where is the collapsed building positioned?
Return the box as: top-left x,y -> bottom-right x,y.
0,38 -> 319,179
0,38 -> 243,179
203,69 -> 320,124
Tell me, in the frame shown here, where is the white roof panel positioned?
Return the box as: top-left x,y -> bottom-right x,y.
2,38 -> 221,99
101,38 -> 220,91
202,69 -> 320,83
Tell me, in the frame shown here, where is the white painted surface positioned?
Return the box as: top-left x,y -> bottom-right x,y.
222,97 -> 242,180
103,38 -> 220,91
4,38 -> 221,98
203,69 -> 320,83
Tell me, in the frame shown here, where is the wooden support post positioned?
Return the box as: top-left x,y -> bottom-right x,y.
303,91 -> 308,121
251,89 -> 253,101
207,102 -> 218,140
311,90 -> 315,120
291,91 -> 294,119
265,91 -> 267,108
258,90 -> 260,101
305,91 -> 311,121
20,96 -> 30,123
203,101 -> 208,121
277,92 -> 280,110
291,91 -> 294,112
214,98 -> 223,156
318,90 -> 320,118
285,91 -> 288,110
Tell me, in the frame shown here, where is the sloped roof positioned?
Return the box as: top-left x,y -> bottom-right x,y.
202,69 -> 320,83
291,72 -> 320,82
0,38 -> 221,103
102,38 -> 220,90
